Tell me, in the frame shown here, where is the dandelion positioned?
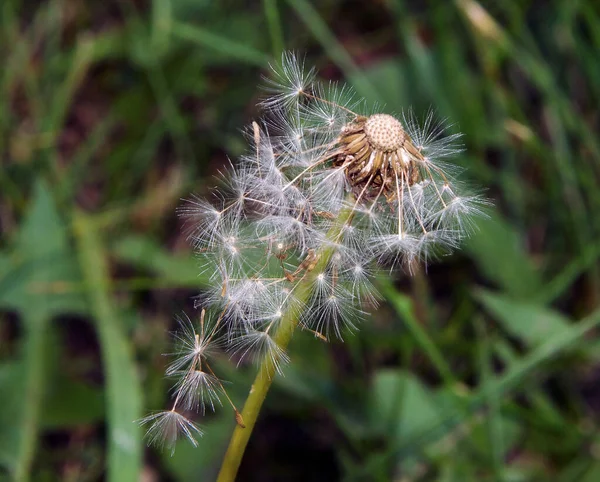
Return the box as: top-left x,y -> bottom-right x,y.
141,53 -> 488,478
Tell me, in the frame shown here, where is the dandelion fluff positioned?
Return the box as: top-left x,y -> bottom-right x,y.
139,410 -> 203,454
142,52 -> 489,454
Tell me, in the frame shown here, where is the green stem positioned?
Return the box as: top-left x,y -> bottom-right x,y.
216,204 -> 354,482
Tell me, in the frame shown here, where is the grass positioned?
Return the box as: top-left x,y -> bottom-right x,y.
1,0 -> 599,480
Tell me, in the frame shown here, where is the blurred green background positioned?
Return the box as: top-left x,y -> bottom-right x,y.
2,0 -> 600,481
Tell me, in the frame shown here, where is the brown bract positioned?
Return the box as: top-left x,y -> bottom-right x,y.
334,113 -> 424,200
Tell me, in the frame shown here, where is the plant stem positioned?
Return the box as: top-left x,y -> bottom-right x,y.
216,204 -> 354,482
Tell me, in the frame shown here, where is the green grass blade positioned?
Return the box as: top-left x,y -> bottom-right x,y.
465,213 -> 542,298
380,279 -> 456,384
170,21 -> 270,66
536,242 -> 600,304
151,0 -> 172,58
46,37 -> 96,144
145,65 -> 196,164
110,235 -> 210,287
9,317 -> 49,482
263,0 -> 284,57
74,212 -> 142,482
475,317 -> 505,479
482,308 -> 600,397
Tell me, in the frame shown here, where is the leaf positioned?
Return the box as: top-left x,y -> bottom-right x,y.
476,289 -> 570,346
0,181 -> 84,481
465,212 -> 542,299
74,212 -> 142,482
0,184 -> 87,318
368,369 -> 451,477
464,411 -> 522,460
361,307 -> 600,476
370,369 -> 442,445
379,279 -> 455,383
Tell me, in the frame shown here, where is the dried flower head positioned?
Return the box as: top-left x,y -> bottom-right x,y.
141,53 -> 488,451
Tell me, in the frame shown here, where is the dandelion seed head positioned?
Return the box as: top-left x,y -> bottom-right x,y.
143,52 -> 489,454
213,50 -> 486,310
363,114 -> 406,152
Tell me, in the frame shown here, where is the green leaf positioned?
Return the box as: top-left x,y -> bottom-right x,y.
363,307 -> 600,476
476,289 -> 570,346
0,181 -> 84,482
368,369 -> 450,477
465,213 -> 542,299
0,183 -> 87,318
379,279 -> 455,383
370,369 -> 441,445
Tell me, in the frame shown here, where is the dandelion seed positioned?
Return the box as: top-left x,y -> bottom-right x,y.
139,410 -> 203,455
171,369 -> 224,414
230,329 -> 291,375
306,284 -> 362,339
261,51 -> 316,108
345,262 -> 380,307
165,312 -> 221,376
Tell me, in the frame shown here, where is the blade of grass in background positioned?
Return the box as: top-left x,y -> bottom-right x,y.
150,0 -> 172,60
475,317 -> 505,480
536,242 -> 600,305
110,235 -> 210,287
380,279 -> 456,384
263,0 -> 284,58
170,22 -> 270,67
74,212 -> 142,482
146,65 -> 197,164
476,289 -> 571,346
